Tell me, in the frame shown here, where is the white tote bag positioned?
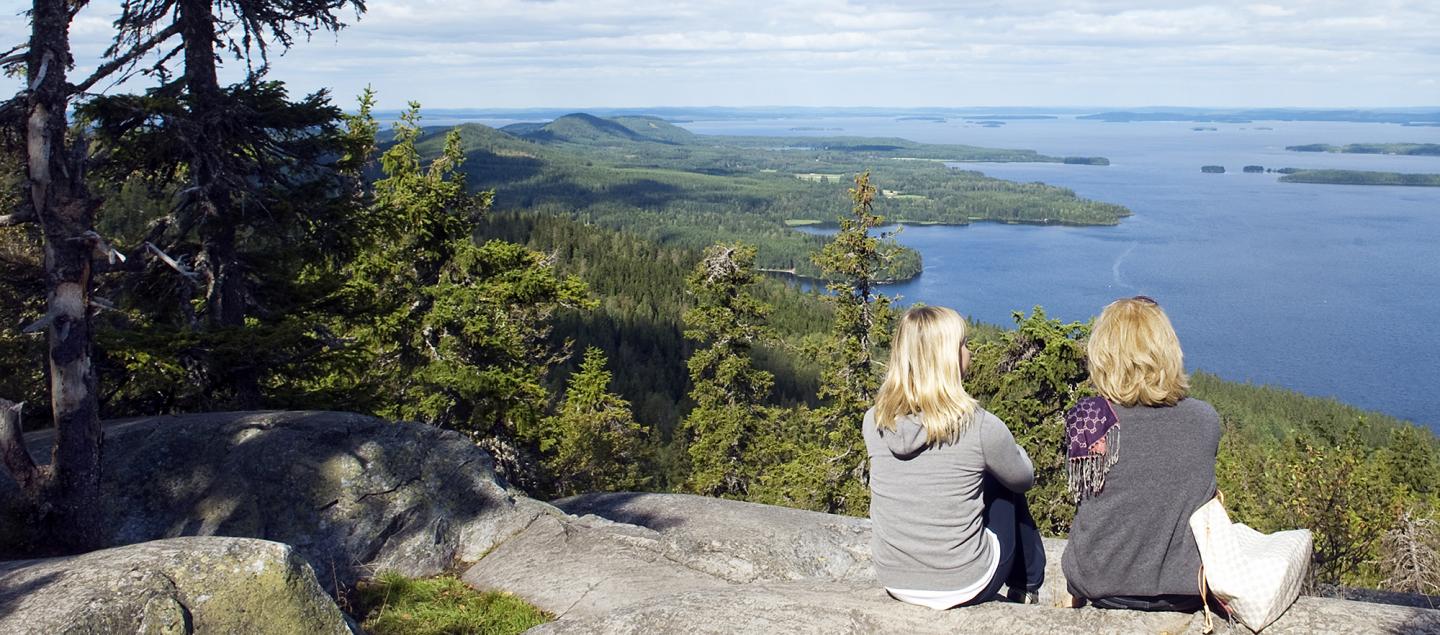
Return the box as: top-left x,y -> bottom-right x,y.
1188,495 -> 1313,632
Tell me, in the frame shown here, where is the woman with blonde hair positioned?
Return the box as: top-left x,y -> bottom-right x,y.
864,305 -> 1045,609
1062,296 -> 1221,612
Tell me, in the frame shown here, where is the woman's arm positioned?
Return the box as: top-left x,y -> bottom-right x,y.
980,414 -> 1036,492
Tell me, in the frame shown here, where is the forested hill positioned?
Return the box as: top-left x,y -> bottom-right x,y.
412,113 -> 1129,279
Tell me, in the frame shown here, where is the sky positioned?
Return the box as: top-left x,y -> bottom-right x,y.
3,1 -> 1438,110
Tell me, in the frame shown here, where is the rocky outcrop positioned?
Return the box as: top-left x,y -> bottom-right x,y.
1,411 -> 546,590
462,492 -> 1440,634
0,537 -> 350,634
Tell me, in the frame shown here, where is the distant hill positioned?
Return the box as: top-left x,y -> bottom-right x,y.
609,116 -> 697,144
502,113 -> 679,145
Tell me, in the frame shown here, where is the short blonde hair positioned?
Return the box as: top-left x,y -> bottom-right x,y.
874,306 -> 979,445
1087,297 -> 1189,407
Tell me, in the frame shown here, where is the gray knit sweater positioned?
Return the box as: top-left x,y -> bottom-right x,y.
1062,397 -> 1222,598
863,407 -> 1035,591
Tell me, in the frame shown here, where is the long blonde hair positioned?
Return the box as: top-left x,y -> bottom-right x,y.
874,306 -> 980,445
1087,297 -> 1189,407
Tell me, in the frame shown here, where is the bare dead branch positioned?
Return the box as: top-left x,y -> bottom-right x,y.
0,211 -> 36,226
69,230 -> 126,264
0,399 -> 43,494
21,310 -> 56,334
144,241 -> 203,284
70,23 -> 183,95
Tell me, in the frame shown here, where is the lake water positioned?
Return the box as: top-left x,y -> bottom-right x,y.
677,116 -> 1440,428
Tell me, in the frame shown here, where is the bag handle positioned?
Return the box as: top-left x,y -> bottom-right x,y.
1197,490 -> 1224,635
1199,564 -> 1214,634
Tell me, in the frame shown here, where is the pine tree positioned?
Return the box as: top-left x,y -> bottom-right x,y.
680,243 -> 774,497
541,347 -> 650,498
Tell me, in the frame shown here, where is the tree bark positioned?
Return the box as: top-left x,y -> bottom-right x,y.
21,0 -> 104,552
0,399 -> 45,496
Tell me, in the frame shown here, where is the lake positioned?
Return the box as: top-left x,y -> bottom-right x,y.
679,116 -> 1440,428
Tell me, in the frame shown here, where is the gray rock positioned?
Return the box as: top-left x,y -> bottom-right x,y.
528,581 -> 1440,635
549,492 -> 1068,604
466,492 -> 1440,634
2,411 -> 545,589
554,492 -> 874,583
0,536 -> 351,635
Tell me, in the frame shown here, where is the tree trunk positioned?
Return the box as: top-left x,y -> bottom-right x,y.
21,0 -> 104,552
179,0 -> 259,407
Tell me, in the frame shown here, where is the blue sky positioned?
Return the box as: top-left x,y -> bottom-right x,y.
4,1 -> 1438,109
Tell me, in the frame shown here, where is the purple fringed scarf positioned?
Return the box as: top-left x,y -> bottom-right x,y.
1065,396 -> 1121,502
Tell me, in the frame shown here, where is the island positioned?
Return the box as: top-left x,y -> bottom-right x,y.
1080,108 -> 1440,125
1243,165 -> 1265,173
1277,169 -> 1440,187
1063,157 -> 1110,165
1201,165 -> 1226,173
1286,143 -> 1440,156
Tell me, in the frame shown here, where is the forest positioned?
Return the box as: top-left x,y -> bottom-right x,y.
412,112 -> 1130,279
2,0 -> 1438,612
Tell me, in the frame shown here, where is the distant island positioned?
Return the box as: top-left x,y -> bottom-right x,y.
1286,143 -> 1440,156
1192,126 -> 1218,131
980,115 -> 1056,120
1243,165 -> 1265,173
1277,169 -> 1440,187
1063,157 -> 1110,165
1081,108 -> 1440,125
896,116 -> 946,122
1201,165 -> 1226,173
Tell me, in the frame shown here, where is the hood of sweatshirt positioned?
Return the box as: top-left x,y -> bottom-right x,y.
882,413 -> 931,457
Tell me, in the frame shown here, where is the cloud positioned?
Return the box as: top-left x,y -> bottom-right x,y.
0,0 -> 1436,107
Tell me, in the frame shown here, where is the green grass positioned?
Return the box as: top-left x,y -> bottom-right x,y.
354,572 -> 551,635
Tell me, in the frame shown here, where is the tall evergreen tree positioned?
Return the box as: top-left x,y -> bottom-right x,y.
680,243 -> 774,497
336,103 -> 590,490
805,172 -> 895,514
80,0 -> 366,407
541,347 -> 650,498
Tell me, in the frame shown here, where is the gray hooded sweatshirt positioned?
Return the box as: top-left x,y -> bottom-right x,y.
863,407 -> 1036,591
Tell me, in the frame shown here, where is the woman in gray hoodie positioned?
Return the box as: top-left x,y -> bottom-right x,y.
863,306 -> 1046,609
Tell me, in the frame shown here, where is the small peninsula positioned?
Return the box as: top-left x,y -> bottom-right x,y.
1286,143 -> 1440,156
1278,169 -> 1440,187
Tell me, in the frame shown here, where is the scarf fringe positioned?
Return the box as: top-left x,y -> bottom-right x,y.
1067,425 -> 1120,502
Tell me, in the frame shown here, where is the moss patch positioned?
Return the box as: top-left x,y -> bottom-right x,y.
355,572 -> 550,635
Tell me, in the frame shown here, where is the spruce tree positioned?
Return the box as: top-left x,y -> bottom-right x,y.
79,0 -> 366,408
680,243 -> 774,497
806,172 -> 895,514
337,103 -> 591,490
541,347 -> 650,498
